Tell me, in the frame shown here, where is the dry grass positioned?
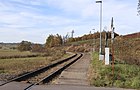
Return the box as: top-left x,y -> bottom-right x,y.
0,56 -> 49,81
0,49 -> 38,57
113,37 -> 140,65
0,57 -> 47,74
0,47 -> 67,81
91,37 -> 140,65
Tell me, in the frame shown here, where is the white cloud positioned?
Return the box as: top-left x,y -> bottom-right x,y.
0,0 -> 139,43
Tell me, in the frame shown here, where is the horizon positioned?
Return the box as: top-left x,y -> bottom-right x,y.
0,31 -> 139,44
0,0 -> 140,44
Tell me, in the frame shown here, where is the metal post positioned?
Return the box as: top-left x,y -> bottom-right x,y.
96,0 -> 102,60
111,17 -> 115,76
100,1 -> 102,55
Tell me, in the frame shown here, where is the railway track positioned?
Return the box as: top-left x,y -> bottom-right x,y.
0,53 -> 83,90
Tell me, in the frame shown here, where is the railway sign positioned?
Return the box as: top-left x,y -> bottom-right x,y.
111,17 -> 115,43
105,47 -> 109,65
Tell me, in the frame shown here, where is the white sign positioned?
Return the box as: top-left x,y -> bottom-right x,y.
105,48 -> 109,65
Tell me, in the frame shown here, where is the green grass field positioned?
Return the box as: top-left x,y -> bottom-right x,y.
90,52 -> 140,89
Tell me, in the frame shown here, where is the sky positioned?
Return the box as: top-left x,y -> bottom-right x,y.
0,0 -> 139,43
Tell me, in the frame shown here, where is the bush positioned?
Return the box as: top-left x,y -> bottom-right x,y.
18,41 -> 32,51
31,44 -> 43,52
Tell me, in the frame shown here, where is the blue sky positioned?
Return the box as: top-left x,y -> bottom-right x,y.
0,0 -> 139,43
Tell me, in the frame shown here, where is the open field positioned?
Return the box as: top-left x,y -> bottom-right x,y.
0,49 -> 40,59
0,57 -> 47,81
0,48 -> 67,81
0,50 -> 36,57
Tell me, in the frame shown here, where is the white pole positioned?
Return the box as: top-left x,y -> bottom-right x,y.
96,0 -> 103,60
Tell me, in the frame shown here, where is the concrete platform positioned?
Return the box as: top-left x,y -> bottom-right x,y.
31,85 -> 135,90
54,53 -> 91,86
0,81 -> 30,90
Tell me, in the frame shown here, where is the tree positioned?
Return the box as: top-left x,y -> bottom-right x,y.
45,34 -> 63,47
46,35 -> 54,47
18,41 -> 32,51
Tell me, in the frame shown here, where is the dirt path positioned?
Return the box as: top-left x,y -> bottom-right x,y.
54,53 -> 91,85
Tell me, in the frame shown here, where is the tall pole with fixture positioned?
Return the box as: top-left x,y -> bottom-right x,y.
96,0 -> 103,60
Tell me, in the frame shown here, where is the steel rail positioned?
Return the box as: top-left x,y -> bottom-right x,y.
0,53 -> 77,86
24,54 -> 83,90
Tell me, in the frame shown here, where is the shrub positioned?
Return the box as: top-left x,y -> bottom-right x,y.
18,41 -> 32,51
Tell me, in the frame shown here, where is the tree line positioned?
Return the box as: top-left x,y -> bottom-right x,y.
17,34 -> 63,52
18,41 -> 43,52
17,32 -> 119,52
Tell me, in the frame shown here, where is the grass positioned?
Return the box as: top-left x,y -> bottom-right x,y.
0,48 -> 67,81
0,57 -> 47,74
0,49 -> 39,57
66,39 -> 93,45
90,52 -> 140,89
